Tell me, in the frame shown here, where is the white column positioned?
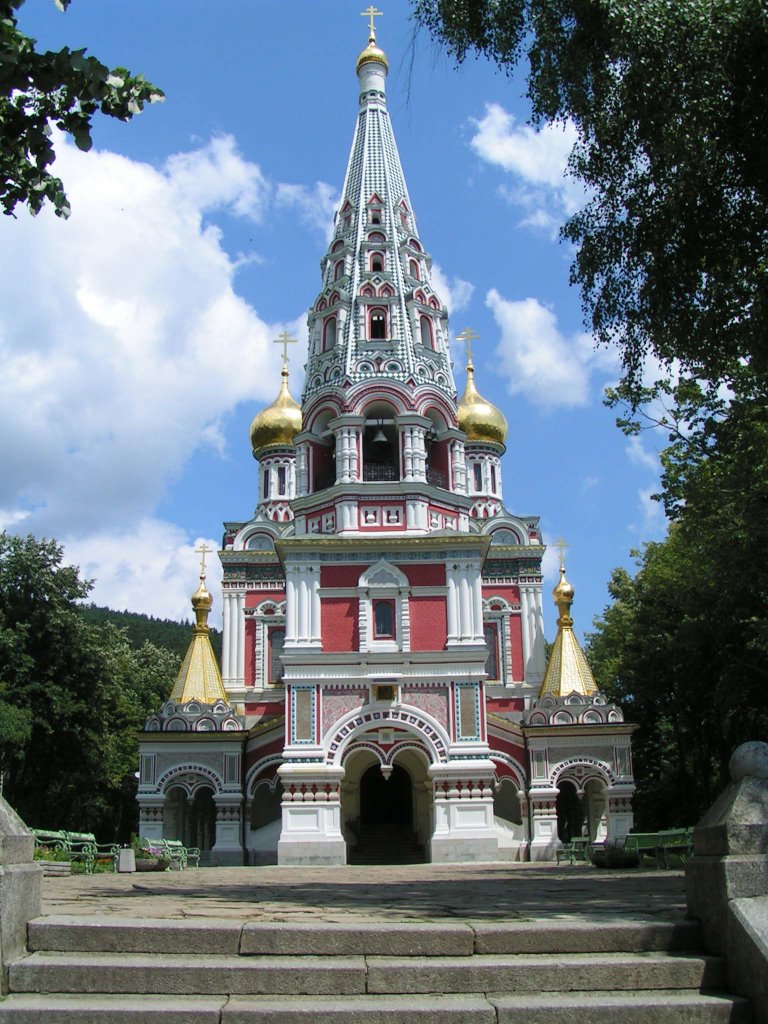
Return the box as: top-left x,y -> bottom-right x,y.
311,572 -> 321,645
459,571 -> 471,641
403,427 -> 414,480
286,575 -> 298,643
413,427 -> 427,481
530,586 -> 547,681
472,571 -> 484,642
236,593 -> 245,685
520,586 -> 532,677
350,428 -> 360,481
446,570 -> 459,643
451,440 -> 467,495
222,591 -> 232,684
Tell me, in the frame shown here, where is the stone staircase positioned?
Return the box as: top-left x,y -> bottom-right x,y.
0,915 -> 751,1023
349,823 -> 426,864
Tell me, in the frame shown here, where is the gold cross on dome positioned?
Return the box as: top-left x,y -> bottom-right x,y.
195,542 -> 213,579
457,327 -> 481,363
274,331 -> 298,369
553,537 -> 571,569
361,5 -> 383,39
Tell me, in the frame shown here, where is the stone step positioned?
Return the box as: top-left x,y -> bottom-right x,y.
27,915 -> 704,956
0,990 -> 751,1024
8,950 -> 726,997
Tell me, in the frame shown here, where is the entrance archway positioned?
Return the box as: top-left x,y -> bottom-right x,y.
556,780 -> 584,842
360,763 -> 412,826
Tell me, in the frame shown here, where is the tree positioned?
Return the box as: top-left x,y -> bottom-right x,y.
412,1 -> 768,410
0,533 -> 177,840
0,0 -> 163,218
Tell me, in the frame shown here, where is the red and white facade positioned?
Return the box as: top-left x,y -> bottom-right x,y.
137,28 -> 635,866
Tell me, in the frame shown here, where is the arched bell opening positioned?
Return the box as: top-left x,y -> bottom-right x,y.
308,409 -> 337,492
362,401 -> 399,482
247,779 -> 283,865
424,408 -> 450,489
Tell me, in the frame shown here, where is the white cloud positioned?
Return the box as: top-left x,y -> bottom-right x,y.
276,181 -> 338,240
0,134 -> 301,541
626,435 -> 659,473
486,289 -> 619,409
631,487 -> 666,539
430,264 -> 474,316
64,520 -> 223,624
541,536 -> 562,583
471,104 -> 584,233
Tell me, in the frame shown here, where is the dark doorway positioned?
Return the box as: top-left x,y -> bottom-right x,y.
556,780 -> 584,842
360,763 -> 412,825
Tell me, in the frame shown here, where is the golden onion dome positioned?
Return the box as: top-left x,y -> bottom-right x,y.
553,565 -> 575,622
191,578 -> 213,617
457,361 -> 508,446
249,367 -> 302,459
356,33 -> 389,73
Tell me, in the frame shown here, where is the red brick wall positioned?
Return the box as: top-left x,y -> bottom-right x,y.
245,618 -> 256,687
509,613 -> 524,681
402,563 -> 445,586
322,597 -> 359,651
321,565 -> 363,587
409,595 -> 447,650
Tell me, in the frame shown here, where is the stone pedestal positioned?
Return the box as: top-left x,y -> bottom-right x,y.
686,741 -> 768,1024
0,797 -> 42,995
277,766 -> 347,866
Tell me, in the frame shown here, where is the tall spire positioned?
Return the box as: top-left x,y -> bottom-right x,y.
539,548 -> 599,698
302,14 -> 455,407
169,548 -> 229,705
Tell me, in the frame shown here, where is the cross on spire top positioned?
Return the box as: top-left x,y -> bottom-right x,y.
361,5 -> 383,41
195,542 -> 212,580
553,537 -> 571,569
457,327 -> 481,364
274,331 -> 298,370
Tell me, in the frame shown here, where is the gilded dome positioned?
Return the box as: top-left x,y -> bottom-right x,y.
553,565 -> 575,619
457,362 -> 508,446
249,368 -> 302,458
356,39 -> 389,72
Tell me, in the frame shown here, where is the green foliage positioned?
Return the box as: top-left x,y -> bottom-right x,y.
412,0 -> 768,406
0,533 -> 179,842
81,604 -> 222,664
0,0 -> 163,218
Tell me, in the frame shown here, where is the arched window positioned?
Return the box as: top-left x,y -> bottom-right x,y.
370,252 -> 384,272
323,317 -> 337,351
420,315 -> 433,349
368,231 -> 385,243
369,308 -> 387,340
373,600 -> 395,639
330,291 -> 340,305
361,284 -> 374,297
332,240 -> 344,253
379,284 -> 394,297
409,259 -> 420,280
410,238 -> 422,252
316,298 -> 327,311
484,622 -> 500,680
370,209 -> 381,224
333,260 -> 345,281
428,297 -> 439,309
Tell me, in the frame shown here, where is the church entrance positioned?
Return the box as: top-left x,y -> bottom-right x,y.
349,762 -> 425,864
556,780 -> 585,842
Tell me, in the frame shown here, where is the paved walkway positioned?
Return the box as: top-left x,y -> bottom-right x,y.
42,863 -> 687,924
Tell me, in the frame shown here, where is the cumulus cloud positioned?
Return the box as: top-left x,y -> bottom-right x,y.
486,289 -> 619,409
276,181 -> 339,240
471,104 -> 584,233
64,520 -> 223,624
430,264 -> 474,316
0,133 -> 297,542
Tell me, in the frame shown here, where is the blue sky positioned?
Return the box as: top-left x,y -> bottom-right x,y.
0,0 -> 667,640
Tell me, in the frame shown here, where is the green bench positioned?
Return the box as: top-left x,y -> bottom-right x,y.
31,829 -> 119,873
140,837 -> 201,870
555,836 -> 591,865
624,828 -> 694,868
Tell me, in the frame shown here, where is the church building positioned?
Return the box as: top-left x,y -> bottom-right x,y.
137,19 -> 635,866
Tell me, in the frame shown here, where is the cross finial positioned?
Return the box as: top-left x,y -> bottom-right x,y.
361,5 -> 383,41
457,327 -> 481,364
195,542 -> 213,580
274,331 -> 298,370
553,537 -> 571,569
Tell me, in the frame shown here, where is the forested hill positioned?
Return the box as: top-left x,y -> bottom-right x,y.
81,604 -> 223,663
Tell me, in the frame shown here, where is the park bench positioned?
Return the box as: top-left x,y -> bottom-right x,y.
623,831 -> 663,866
31,829 -> 119,873
656,827 -> 694,868
555,836 -> 591,865
140,837 -> 201,870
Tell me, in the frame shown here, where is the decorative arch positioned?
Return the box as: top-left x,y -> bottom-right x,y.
322,316 -> 337,351
368,306 -> 387,339
414,289 -> 426,304
358,559 -> 409,589
331,240 -> 344,253
333,259 -> 345,281
482,595 -> 514,613
550,757 -> 617,789
361,284 -> 375,297
428,297 -> 439,310
419,315 -> 433,349
490,752 -> 527,791
245,753 -> 284,797
325,703 -> 450,766
379,284 -> 394,297
155,763 -> 224,796
369,251 -> 385,273
368,231 -> 385,243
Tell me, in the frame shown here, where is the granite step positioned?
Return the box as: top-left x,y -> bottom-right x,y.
26,914 -> 704,956
8,949 -> 726,997
0,990 -> 751,1024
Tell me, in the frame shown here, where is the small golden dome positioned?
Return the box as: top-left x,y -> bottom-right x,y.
553,565 -> 575,622
191,579 -> 212,614
457,362 -> 508,446
356,32 -> 389,72
249,367 -> 302,458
